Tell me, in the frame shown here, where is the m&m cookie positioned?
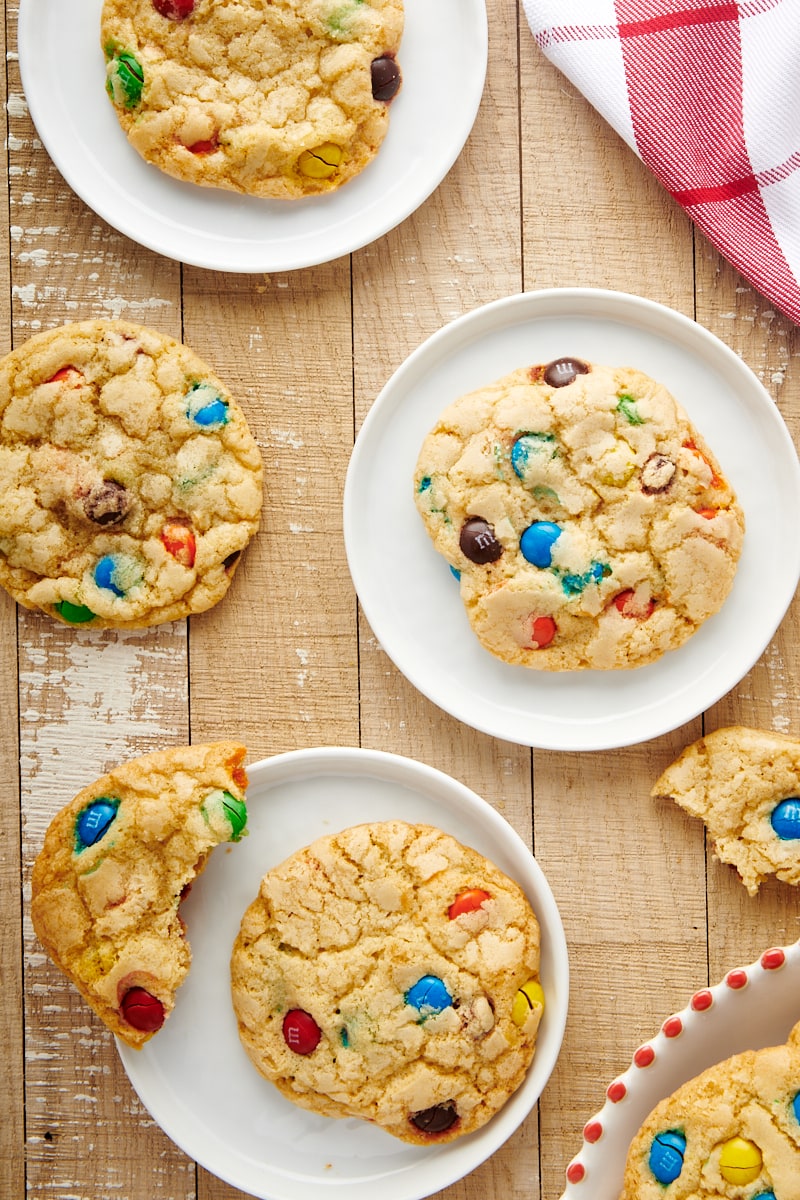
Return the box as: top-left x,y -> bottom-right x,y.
31,742 -> 249,1048
621,1021 -> 800,1197
652,726 -> 800,894
230,821 -> 543,1144
413,358 -> 744,670
0,320 -> 262,628
101,0 -> 404,198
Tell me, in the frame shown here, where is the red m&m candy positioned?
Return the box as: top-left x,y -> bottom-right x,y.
120,987 -> 165,1033
160,522 -> 196,568
612,589 -> 655,619
448,889 -> 491,919
529,615 -> 556,649
282,1009 -> 321,1055
46,365 -> 83,385
152,0 -> 195,17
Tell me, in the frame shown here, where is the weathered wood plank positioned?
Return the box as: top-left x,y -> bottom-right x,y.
695,237 -> 800,980
353,4 -> 538,1198
518,36 -> 706,1199
7,4 -> 195,1193
0,13 -> 22,1197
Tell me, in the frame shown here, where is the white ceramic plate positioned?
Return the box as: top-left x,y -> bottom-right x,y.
559,939 -> 800,1198
343,288 -> 800,752
117,746 -> 569,1200
17,0 -> 487,272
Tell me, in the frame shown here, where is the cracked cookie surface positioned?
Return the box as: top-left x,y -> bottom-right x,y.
0,320 -> 263,629
652,726 -> 800,895
31,742 -> 249,1049
621,1020 -> 800,1198
230,820 -> 543,1144
101,0 -> 404,198
413,357 -> 744,670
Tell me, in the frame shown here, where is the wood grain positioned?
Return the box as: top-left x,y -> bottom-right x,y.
3,1 -> 800,1198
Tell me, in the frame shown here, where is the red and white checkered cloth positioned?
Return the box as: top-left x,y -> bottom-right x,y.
522,0 -> 800,326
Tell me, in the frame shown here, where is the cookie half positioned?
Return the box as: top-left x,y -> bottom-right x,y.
230,820 -> 543,1144
101,0 -> 404,198
31,742 -> 249,1049
621,1020 -> 800,1198
413,357 -> 744,670
0,320 -> 263,629
652,726 -> 800,895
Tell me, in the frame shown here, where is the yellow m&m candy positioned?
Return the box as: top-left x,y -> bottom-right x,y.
297,143 -> 343,179
719,1136 -> 762,1185
512,980 -> 544,1028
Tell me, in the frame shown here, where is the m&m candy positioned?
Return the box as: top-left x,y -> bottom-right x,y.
648,1130 -> 686,1185
120,987 -> 165,1033
152,0 -> 195,17
719,1136 -> 762,1184
185,383 -> 229,428
405,975 -> 452,1017
160,522 -> 197,568
512,980 -> 544,1028
75,798 -> 119,851
54,600 -> 96,625
511,432 -> 557,483
771,798 -> 800,840
282,1009 -> 321,1055
448,889 -> 491,920
410,1102 -> 458,1134
297,143 -> 343,180
106,51 -> 144,109
519,521 -> 562,568
201,789 -> 247,842
528,615 -> 556,649
94,554 -> 142,598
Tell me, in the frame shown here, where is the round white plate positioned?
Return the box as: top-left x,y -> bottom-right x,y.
117,746 -> 569,1200
17,0 -> 488,272
343,288 -> 800,752
559,939 -> 800,1198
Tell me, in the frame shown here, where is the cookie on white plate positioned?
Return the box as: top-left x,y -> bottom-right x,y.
413,357 -> 744,670
231,820 -> 544,1143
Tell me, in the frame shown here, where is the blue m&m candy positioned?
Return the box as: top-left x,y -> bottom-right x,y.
520,521 -> 562,568
511,432 -> 557,483
770,798 -> 800,840
93,553 -> 143,598
648,1130 -> 686,1185
75,798 -> 119,851
405,975 -> 452,1017
792,1089 -> 800,1122
186,383 -> 229,428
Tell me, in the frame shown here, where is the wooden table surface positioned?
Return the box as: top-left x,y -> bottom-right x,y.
3,2 -> 800,1198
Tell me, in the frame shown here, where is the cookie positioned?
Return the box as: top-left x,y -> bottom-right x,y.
230,821 -> 543,1144
652,726 -> 800,895
413,357 -> 744,670
101,0 -> 404,198
0,320 -> 263,629
621,1020 -> 800,1198
31,741 -> 249,1049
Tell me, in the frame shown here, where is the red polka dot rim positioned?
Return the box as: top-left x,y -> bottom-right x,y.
559,941 -> 800,1199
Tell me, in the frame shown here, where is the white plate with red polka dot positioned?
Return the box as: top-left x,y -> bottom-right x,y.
559,940 -> 800,1198
344,288 -> 800,751
117,746 -> 570,1200
17,0 -> 487,271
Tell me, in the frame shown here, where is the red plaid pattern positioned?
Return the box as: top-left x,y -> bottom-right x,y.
523,0 -> 800,325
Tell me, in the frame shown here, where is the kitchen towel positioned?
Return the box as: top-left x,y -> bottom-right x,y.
522,0 -> 800,326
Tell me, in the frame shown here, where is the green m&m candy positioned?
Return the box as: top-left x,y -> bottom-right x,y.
201,789 -> 247,842
106,50 -> 144,109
